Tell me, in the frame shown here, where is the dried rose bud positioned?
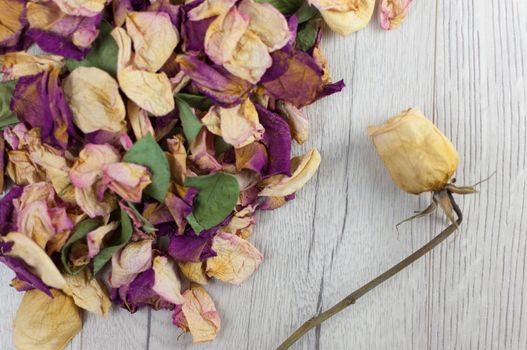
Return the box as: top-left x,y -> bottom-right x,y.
368,108 -> 459,195
309,0 -> 375,36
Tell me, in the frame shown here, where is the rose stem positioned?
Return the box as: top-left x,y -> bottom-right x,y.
276,195 -> 463,350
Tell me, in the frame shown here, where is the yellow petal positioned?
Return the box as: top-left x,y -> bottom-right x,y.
111,27 -> 175,116
126,11 -> 179,72
52,0 -> 107,16
3,232 -> 69,293
310,0 -> 375,35
13,289 -> 82,350
180,285 -> 221,343
64,270 -> 112,317
152,256 -> 185,305
178,261 -> 208,285
188,0 -> 236,20
127,100 -> 155,140
109,240 -> 153,288
0,51 -> 63,80
202,99 -> 263,148
238,0 -> 291,51
64,67 -> 126,133
205,231 -> 263,285
368,108 -> 459,194
259,148 -> 321,197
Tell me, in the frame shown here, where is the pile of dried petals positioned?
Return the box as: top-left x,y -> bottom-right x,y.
0,0 -> 415,348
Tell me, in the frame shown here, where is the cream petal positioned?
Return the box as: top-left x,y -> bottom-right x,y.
259,148 -> 321,197
179,285 -> 221,343
64,67 -> 126,133
205,231 -> 263,285
126,11 -> 179,72
64,270 -> 112,317
109,240 -> 153,288
152,256 -> 185,305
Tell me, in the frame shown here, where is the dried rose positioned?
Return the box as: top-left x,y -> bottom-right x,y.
309,0 -> 375,35
13,289 -> 82,350
368,108 -> 459,195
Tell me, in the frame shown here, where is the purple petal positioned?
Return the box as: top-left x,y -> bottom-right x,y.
167,227 -> 217,263
27,1 -> 102,60
176,54 -> 253,107
182,0 -> 213,52
10,70 -> 76,149
255,104 -> 291,178
0,241 -> 52,296
0,186 -> 23,236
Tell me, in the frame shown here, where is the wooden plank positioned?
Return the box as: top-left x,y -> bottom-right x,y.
430,0 -> 527,349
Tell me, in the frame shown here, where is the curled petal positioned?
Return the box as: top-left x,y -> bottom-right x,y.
204,7 -> 249,65
380,0 -> 412,30
259,148 -> 321,197
70,144 -> 120,189
166,135 -> 187,185
277,101 -> 309,144
109,240 -> 153,288
101,162 -> 152,203
126,11 -> 179,72
87,221 -> 119,258
0,51 -> 63,80
52,0 -> 107,17
7,150 -> 44,186
152,256 -> 185,305
13,289 -> 82,350
27,1 -> 102,59
3,232 -> 69,293
188,0 -> 236,21
256,105 -> 291,177
237,0 -> 292,51
178,261 -> 208,285
234,142 -> 268,173
64,67 -> 126,134
10,69 -> 76,149
16,201 -> 55,249
165,190 -> 197,235
127,100 -> 155,141
173,284 -> 221,343
309,0 -> 375,35
111,27 -> 175,116
189,129 -> 222,173
176,54 -> 252,107
75,186 -> 116,218
202,99 -> 263,148
205,231 -> 263,285
64,270 -> 112,317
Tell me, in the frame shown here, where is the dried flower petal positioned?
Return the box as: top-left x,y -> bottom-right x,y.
188,0 -> 236,21
53,0 -> 107,17
309,0 -> 375,36
259,148 -> 321,197
0,0 -> 27,54
178,261 -> 208,285
368,108 -> 459,194
64,67 -> 126,134
202,99 -> 264,148
64,269 -> 112,317
13,289 -> 82,350
70,143 -> 121,189
379,0 -> 412,30
152,256 -> 185,305
0,51 -> 63,80
87,221 -> 119,258
110,239 -> 153,288
173,284 -> 221,343
101,162 -> 152,203
126,11 -> 179,72
205,231 -> 263,285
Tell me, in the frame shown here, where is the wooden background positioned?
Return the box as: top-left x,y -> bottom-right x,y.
1,0 -> 527,349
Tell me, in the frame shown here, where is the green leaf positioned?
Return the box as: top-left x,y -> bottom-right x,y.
61,219 -> 101,275
255,0 -> 303,14
66,21 -> 118,77
176,93 -> 213,111
295,2 -> 319,24
123,133 -> 170,202
175,96 -> 202,145
92,208 -> 133,275
0,80 -> 18,130
125,201 -> 156,233
296,19 -> 320,52
214,136 -> 232,155
184,172 -> 240,234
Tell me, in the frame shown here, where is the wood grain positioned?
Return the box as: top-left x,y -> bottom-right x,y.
1,1 -> 526,349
